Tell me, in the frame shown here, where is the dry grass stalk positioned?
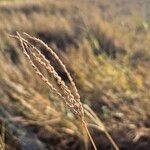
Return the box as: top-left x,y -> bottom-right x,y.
0,122 -> 5,150
84,104 -> 119,150
11,32 -> 119,150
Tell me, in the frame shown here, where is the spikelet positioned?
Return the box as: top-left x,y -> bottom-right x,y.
16,32 -> 83,118
23,32 -> 80,102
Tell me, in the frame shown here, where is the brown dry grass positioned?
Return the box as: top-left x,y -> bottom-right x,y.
0,0 -> 150,149
0,123 -> 5,150
11,32 -> 119,150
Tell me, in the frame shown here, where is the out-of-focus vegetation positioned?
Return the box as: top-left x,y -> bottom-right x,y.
0,0 -> 150,149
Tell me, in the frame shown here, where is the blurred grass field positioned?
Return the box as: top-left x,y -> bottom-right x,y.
0,0 -> 150,149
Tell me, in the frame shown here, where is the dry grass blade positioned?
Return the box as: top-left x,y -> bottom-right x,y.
0,122 -> 5,150
84,104 -> 119,150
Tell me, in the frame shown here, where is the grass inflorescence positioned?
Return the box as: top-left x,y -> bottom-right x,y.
11,32 -> 119,150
